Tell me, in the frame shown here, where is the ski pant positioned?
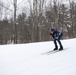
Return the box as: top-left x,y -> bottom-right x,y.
54,33 -> 63,48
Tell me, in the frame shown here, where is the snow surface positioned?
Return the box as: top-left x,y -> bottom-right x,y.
0,38 -> 76,75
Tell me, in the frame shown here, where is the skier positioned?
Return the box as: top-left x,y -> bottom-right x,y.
50,29 -> 63,51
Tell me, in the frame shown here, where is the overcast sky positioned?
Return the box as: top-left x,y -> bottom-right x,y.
1,0 -> 71,6
2,0 -> 70,9
0,0 -> 75,19
1,0 -> 76,13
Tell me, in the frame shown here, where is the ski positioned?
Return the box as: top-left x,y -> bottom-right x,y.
41,50 -> 55,55
41,48 -> 68,55
46,50 -> 61,55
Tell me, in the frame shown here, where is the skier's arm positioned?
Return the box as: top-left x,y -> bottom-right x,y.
50,32 -> 54,39
50,33 -> 53,35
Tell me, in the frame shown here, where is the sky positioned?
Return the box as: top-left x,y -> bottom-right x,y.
2,0 -> 74,12
0,0 -> 76,19
0,0 -> 30,19
1,0 -> 71,9
1,0 -> 70,13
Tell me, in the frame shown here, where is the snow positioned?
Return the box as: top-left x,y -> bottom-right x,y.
0,38 -> 76,75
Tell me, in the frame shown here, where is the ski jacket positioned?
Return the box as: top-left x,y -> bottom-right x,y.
50,30 -> 63,40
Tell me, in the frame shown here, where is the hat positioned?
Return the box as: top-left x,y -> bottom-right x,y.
51,29 -> 55,32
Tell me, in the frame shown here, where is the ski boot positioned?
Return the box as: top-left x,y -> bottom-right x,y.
59,46 -> 63,51
53,47 -> 58,51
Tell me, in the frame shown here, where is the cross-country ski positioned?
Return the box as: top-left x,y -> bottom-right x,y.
42,48 -> 68,55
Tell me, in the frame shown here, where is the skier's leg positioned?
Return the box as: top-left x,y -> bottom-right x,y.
57,39 -> 63,50
53,39 -> 58,50
58,33 -> 63,50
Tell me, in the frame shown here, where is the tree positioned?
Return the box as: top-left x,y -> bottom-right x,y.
17,12 -> 27,43
13,0 -> 17,44
0,1 -> 4,20
69,0 -> 76,38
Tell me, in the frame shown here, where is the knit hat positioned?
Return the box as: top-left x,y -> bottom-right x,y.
51,29 -> 55,32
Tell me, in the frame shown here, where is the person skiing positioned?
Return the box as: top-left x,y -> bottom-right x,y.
50,29 -> 63,51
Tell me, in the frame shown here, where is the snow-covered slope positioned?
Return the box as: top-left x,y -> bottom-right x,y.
0,38 -> 76,75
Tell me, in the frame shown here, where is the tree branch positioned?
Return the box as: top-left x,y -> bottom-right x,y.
0,5 -> 13,12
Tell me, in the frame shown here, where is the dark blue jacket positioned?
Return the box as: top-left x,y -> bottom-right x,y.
50,30 -> 63,40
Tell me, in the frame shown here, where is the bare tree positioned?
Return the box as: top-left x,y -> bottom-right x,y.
69,0 -> 76,38
32,0 -> 45,41
38,0 -> 45,41
13,0 -> 17,44
53,0 -> 59,29
0,1 -> 4,20
4,0 -> 26,44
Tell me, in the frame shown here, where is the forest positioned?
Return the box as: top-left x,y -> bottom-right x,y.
0,0 -> 76,44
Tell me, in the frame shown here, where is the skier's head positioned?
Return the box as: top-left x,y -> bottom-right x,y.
51,28 -> 55,32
